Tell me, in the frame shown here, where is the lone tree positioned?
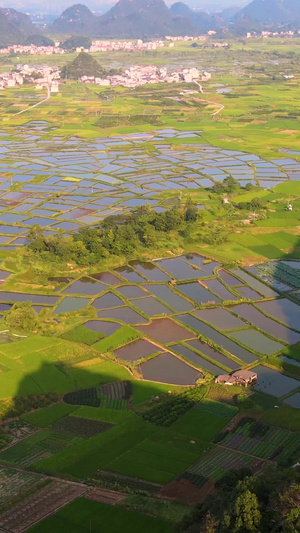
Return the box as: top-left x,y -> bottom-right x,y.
5,302 -> 39,332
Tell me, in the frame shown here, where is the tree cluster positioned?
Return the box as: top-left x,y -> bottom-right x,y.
27,202 -> 200,266
178,468 -> 300,533
235,197 -> 264,210
213,176 -> 243,194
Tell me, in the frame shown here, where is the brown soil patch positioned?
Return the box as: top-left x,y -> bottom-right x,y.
279,130 -> 297,134
158,478 -> 216,505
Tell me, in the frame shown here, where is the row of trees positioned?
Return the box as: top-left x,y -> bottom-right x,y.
27,201 -> 200,266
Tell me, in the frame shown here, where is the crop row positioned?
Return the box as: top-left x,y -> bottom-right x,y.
278,432 -> 300,463
39,432 -> 76,453
221,433 -> 279,459
188,448 -> 253,480
99,397 -> 128,410
261,262 -> 300,289
236,422 -> 288,447
18,449 -> 49,467
0,467 -> 41,505
264,428 -> 290,446
195,399 -> 238,419
142,386 -> 206,427
100,381 -> 132,401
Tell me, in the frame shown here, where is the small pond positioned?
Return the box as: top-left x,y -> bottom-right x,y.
92,293 -> 124,310
114,339 -> 159,362
97,306 -> 147,324
129,261 -> 170,282
63,277 -> 106,296
177,282 -> 221,305
84,320 -> 121,336
143,283 -> 194,312
54,297 -> 90,314
137,318 -> 194,344
193,308 -> 246,330
131,296 -> 172,317
139,352 -> 203,385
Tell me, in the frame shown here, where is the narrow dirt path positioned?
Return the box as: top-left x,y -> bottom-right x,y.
193,82 -> 225,116
13,85 -> 50,117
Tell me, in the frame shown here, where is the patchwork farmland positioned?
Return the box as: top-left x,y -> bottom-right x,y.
0,125 -> 299,530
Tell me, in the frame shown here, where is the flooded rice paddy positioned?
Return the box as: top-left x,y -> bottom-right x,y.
0,125 -> 299,385
229,329 -> 284,355
139,352 -> 203,385
170,344 -> 225,375
0,125 -> 296,249
0,245 -> 299,385
284,393 -> 300,408
193,308 -> 246,331
257,299 -> 300,331
137,317 -> 194,344
253,365 -> 300,397
114,339 -> 159,362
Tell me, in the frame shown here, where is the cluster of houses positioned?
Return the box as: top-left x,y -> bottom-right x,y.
166,35 -> 209,42
211,42 -> 229,48
0,63 -> 60,92
89,39 -> 164,52
215,369 -> 258,387
0,71 -> 24,89
0,60 -> 210,92
79,65 -> 208,88
0,35 -> 225,58
247,30 -> 300,38
0,40 -> 164,56
165,32 -> 218,41
0,44 -> 64,55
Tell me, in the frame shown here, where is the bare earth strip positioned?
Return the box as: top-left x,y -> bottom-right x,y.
86,487 -> 125,505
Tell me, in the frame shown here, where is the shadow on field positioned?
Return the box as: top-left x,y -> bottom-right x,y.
5,358 -> 139,421
270,241 -> 300,363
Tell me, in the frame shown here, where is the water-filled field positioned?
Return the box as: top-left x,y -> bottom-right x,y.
0,248 -> 300,386
0,124 -> 298,251
253,365 -> 300,397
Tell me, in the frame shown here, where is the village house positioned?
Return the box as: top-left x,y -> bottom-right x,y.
215,369 -> 258,387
